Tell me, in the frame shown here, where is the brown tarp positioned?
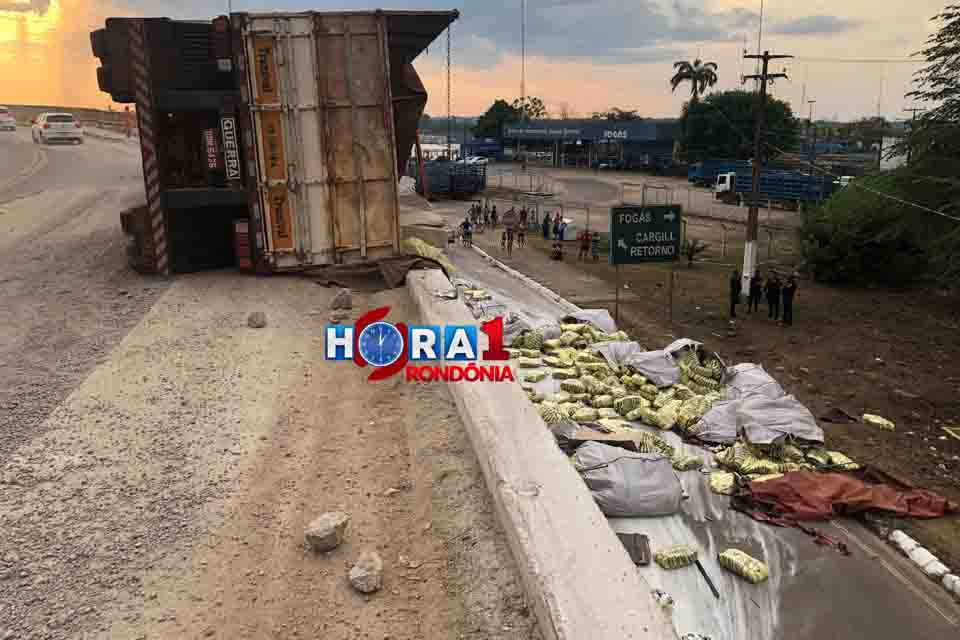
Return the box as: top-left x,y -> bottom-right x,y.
742,471 -> 958,520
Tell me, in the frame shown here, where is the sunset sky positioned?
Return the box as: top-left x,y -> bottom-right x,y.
0,1 -> 948,121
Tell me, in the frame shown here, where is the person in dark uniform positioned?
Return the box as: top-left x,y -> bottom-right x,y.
491,205 -> 498,228
782,275 -> 798,325
765,272 -> 782,320
729,270 -> 742,319
748,272 -> 763,314
591,232 -> 600,261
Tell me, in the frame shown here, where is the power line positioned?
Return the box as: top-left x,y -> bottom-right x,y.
792,57 -> 922,64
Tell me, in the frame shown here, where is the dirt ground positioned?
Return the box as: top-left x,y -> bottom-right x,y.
458,210 -> 960,574
0,272 -> 541,640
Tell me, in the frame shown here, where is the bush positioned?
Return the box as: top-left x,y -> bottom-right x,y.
800,166 -> 960,288
681,238 -> 708,267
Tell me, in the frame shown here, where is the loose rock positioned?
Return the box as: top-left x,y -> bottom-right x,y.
247,312 -> 268,329
304,512 -> 351,552
331,289 -> 353,310
349,551 -> 383,594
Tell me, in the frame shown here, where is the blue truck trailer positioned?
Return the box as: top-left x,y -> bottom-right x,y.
714,168 -> 837,210
687,159 -> 751,187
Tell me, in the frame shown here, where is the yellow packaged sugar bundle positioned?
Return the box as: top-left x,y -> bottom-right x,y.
653,388 -> 677,409
607,330 -> 630,342
575,351 -> 604,364
591,395 -> 615,409
632,431 -> 674,456
559,331 -> 581,346
639,384 -> 660,402
597,418 -> 634,433
718,549 -> 770,584
827,451 -> 861,471
559,402 -> 584,418
716,441 -> 752,472
523,371 -> 548,384
551,367 -> 579,380
672,454 -> 704,471
561,323 -> 587,334
560,378 -> 586,394
654,545 -> 699,570
573,407 -> 600,423
710,471 -> 736,495
537,403 -> 565,425
525,389 -> 544,403
608,385 -> 629,400
578,362 -> 612,377
614,395 -> 648,416
625,405 -> 658,425
542,339 -> 563,352
505,348 -> 522,359
570,393 -> 591,403
623,373 -> 647,389
597,408 -> 620,419
517,357 -> 542,368
671,384 -> 696,401
579,375 -> 602,394
765,442 -> 805,463
550,391 -> 572,404
652,399 -> 683,431
805,448 -> 832,468
543,355 -> 566,368
520,349 -> 542,359
739,455 -> 782,476
524,331 -> 545,351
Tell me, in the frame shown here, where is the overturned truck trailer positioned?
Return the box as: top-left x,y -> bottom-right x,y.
91,10 -> 457,274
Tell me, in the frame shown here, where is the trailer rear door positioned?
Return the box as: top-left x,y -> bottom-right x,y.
239,12 -> 401,269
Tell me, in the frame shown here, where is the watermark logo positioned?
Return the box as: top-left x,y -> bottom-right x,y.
325,306 -> 514,383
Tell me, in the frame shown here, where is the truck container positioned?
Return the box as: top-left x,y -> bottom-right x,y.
91,9 -> 458,275
714,169 -> 837,210
687,159 -> 750,187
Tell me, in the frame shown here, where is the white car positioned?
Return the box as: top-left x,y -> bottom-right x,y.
0,106 -> 15,131
32,112 -> 84,145
464,156 -> 489,165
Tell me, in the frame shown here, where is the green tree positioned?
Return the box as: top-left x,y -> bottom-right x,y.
591,108 -> 642,121
680,90 -> 799,162
670,59 -> 719,102
512,96 -> 547,120
473,99 -> 520,140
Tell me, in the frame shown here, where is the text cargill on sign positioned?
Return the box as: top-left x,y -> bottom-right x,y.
608,204 -> 682,265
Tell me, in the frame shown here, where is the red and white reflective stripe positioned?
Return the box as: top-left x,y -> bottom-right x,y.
128,19 -> 168,275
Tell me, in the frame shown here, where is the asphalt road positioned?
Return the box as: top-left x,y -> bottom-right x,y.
0,127 -> 142,204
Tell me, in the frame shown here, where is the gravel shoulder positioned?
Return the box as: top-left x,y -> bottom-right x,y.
1,272 -> 539,640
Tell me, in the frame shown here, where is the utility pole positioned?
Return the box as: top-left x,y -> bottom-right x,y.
741,50 -> 791,291
807,99 -> 816,200
903,107 -> 925,165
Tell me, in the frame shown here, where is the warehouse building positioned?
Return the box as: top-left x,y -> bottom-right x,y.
503,118 -> 680,169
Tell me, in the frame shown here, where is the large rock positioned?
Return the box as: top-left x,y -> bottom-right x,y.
331,289 -> 353,310
349,551 -> 383,593
304,512 -> 350,552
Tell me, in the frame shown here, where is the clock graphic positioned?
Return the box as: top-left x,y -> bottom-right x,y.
357,321 -> 405,367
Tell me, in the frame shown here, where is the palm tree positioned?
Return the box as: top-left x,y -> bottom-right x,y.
670,59 -> 719,102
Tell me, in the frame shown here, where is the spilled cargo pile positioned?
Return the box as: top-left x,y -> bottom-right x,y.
504,316 -> 957,546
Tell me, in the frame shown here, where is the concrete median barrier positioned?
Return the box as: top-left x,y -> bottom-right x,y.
406,267 -> 675,640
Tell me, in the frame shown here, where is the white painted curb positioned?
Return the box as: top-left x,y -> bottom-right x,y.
469,245 -> 582,315
406,268 -> 675,640
888,530 -> 960,598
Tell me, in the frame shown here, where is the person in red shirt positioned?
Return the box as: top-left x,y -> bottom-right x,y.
578,230 -> 590,260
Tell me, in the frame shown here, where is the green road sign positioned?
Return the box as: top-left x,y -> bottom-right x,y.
609,205 -> 682,265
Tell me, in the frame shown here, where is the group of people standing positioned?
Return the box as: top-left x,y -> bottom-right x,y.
577,229 -> 601,262
730,270 -> 798,325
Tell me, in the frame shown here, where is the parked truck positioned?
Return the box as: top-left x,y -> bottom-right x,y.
687,159 -> 750,187
91,10 -> 458,274
714,169 -> 837,210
